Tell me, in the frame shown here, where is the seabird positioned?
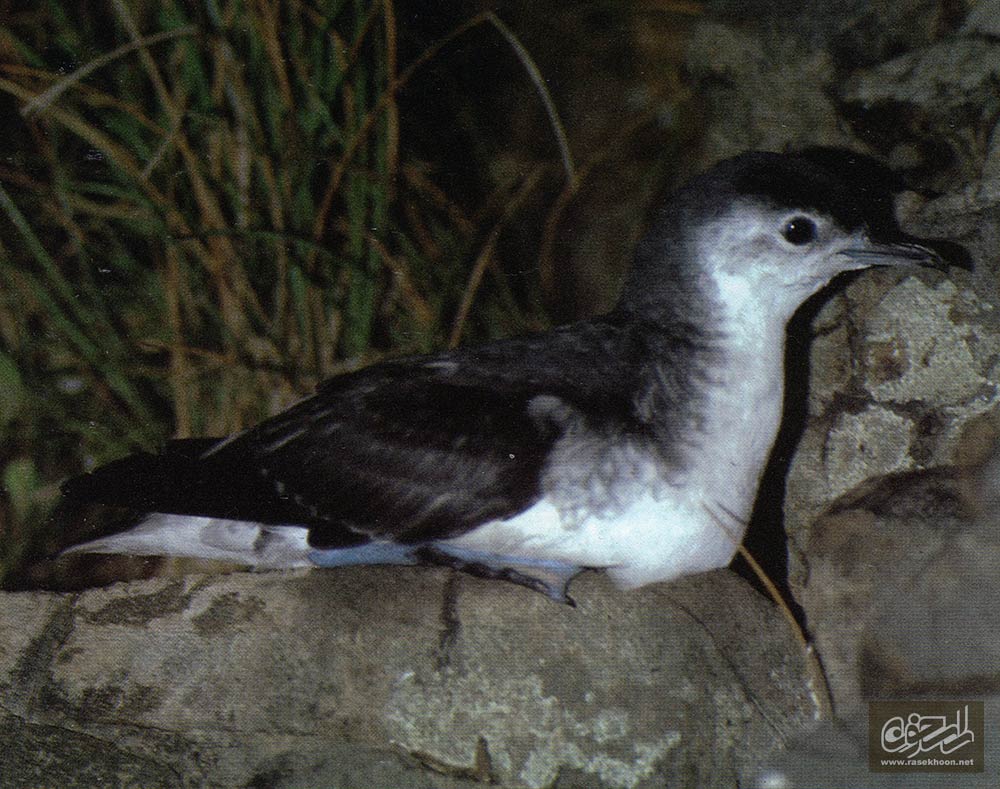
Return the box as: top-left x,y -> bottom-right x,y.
60,149 -> 959,602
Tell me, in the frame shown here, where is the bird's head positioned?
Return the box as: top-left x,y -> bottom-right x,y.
619,149 -> 965,329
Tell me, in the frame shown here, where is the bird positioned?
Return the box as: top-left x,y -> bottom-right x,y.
58,149 -> 959,603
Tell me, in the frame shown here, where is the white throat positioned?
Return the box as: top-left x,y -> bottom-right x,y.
689,299 -> 789,520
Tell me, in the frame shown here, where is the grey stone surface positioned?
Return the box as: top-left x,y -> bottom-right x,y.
788,409 -> 1000,707
757,698 -> 1000,789
760,431 -> 1000,785
845,37 -> 1000,111
962,0 -> 1000,37
784,270 -> 995,562
0,568 -> 815,788
685,21 -> 849,162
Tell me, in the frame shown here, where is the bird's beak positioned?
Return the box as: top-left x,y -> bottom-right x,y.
839,237 -> 971,272
838,240 -> 944,269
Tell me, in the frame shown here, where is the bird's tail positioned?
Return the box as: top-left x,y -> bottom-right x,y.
63,512 -> 313,569
62,438 -> 267,519
58,438 -> 313,568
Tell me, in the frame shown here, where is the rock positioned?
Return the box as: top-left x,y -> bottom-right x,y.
776,15 -> 1000,732
0,568 -> 815,788
759,429 -> 1000,787
685,21 -> 849,160
784,270 -> 995,566
756,698 -> 1000,789
962,0 -> 1000,37
840,35 -> 1000,185
789,409 -> 1000,709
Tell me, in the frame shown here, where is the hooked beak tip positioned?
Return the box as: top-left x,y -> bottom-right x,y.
839,240 -> 963,272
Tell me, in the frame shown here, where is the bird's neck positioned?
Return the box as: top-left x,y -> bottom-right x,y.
632,297 -> 792,520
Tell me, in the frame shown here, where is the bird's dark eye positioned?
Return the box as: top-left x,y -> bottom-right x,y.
782,216 -> 817,245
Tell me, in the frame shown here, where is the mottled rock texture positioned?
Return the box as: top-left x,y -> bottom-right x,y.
0,569 -> 813,788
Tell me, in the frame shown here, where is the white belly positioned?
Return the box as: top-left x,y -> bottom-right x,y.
444,361 -> 784,590
441,480 -> 749,590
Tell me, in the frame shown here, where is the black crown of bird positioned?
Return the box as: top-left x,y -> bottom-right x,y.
55,149 -> 966,603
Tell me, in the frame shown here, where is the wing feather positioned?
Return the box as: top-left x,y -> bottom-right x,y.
210,321 -> 641,544
67,316 -> 704,551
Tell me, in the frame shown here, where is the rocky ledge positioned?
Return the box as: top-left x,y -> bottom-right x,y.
0,567 -> 816,789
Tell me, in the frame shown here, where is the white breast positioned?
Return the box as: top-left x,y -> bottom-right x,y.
443,321 -> 789,589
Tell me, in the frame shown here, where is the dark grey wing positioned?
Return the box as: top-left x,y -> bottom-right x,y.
213,323 -> 640,546
232,369 -> 556,545
62,315 -> 707,552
